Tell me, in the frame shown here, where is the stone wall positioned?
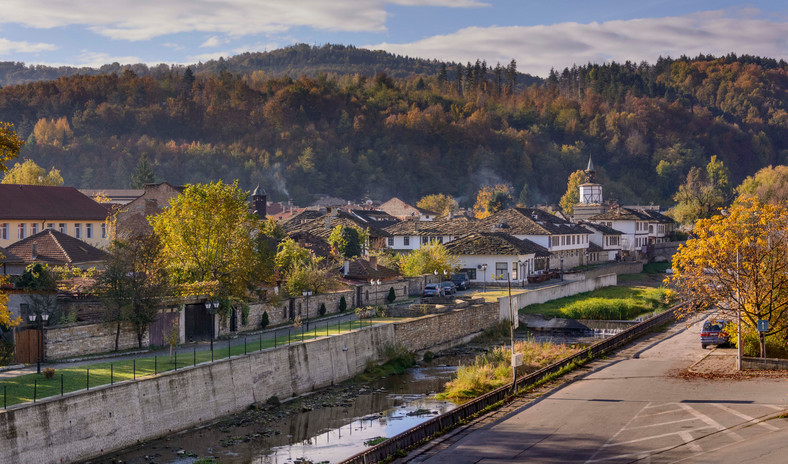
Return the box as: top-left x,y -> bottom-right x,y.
741,356 -> 788,370
563,261 -> 643,281
499,274 -> 618,322
404,275 -> 441,297
0,301 -> 503,463
649,241 -> 684,263
45,322 -> 148,360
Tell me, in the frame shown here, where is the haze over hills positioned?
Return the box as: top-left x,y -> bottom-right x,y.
0,45 -> 785,208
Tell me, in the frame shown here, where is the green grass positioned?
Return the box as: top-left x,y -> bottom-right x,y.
519,286 -> 676,320
356,343 -> 415,381
0,318 -> 392,408
643,262 -> 671,274
471,288 -> 527,302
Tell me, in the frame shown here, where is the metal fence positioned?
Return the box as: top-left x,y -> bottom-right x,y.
339,304 -> 683,464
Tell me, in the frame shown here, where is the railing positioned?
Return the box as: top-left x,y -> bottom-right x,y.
339,304 -> 683,464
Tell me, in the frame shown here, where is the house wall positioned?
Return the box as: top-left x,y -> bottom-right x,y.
453,254 -> 535,286
0,219 -> 109,249
0,301 -> 500,464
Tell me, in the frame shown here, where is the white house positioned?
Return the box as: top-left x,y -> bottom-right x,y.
577,221 -> 624,262
588,207 -> 653,255
383,218 -> 475,252
443,232 -> 551,287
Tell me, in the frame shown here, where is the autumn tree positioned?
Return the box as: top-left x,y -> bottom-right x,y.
473,184 -> 513,219
398,242 -> 459,277
1,159 -> 64,186
670,155 -> 731,225
735,165 -> 788,206
559,170 -> 588,215
96,235 -> 170,349
149,181 -> 268,302
0,122 -> 21,173
274,238 -> 313,276
669,198 -> 788,357
32,117 -> 72,146
417,193 -> 458,217
328,225 -> 367,258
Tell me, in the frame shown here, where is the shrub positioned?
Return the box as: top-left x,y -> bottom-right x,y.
241,304 -> 250,325
260,311 -> 270,330
423,351 -> 435,363
318,302 -> 326,317
338,296 -> 347,312
43,367 -> 55,379
387,287 -> 396,303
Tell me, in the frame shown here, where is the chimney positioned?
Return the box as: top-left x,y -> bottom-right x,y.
32,243 -> 38,260
369,256 -> 378,270
343,259 -> 350,276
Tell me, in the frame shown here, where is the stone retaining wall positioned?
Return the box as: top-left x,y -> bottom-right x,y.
741,356 -> 788,370
44,322 -> 148,360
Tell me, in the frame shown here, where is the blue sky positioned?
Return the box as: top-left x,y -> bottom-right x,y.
0,0 -> 785,76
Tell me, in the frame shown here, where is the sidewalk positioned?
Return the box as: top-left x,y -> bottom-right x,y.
0,310 -> 362,380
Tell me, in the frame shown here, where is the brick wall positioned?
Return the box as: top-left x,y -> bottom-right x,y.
45,322 -> 148,359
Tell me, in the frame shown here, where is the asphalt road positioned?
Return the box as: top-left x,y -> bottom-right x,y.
400,316 -> 788,464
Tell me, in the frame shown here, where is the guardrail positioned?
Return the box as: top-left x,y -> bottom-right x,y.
340,304 -> 683,464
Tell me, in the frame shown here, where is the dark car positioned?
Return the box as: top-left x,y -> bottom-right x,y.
701,319 -> 730,349
423,283 -> 445,297
441,281 -> 457,295
451,273 -> 470,291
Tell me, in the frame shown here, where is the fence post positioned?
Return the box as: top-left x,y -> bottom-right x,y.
61,374 -> 64,396
194,347 -> 196,366
288,329 -> 291,345
86,368 -> 89,391
34,379 -> 37,403
133,359 -> 136,380
3,385 -> 5,409
259,332 -> 262,351
228,339 -> 231,359
154,356 -> 157,375
314,325 -> 317,339
274,331 -> 276,347
111,364 -> 114,385
326,321 -> 328,337
244,336 -> 247,355
175,350 -> 178,371
211,342 -> 214,362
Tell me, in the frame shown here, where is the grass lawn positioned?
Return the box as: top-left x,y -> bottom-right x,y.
519,285 -> 675,320
1,317 -> 391,408
471,288 -> 527,302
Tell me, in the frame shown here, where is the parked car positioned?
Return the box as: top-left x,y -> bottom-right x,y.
441,281 -> 457,295
423,283 -> 445,297
701,319 -> 730,349
451,273 -> 470,291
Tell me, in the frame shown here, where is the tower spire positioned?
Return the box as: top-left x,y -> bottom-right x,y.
585,156 -> 596,183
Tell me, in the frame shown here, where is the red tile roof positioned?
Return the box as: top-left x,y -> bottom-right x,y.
0,184 -> 110,220
6,229 -> 108,266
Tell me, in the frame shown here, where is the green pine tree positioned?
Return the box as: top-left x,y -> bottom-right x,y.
130,154 -> 156,188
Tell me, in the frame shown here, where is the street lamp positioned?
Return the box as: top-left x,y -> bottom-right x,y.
302,290 -> 312,330
369,279 -> 381,306
560,257 -> 564,281
585,251 -> 589,271
481,264 -> 488,293
28,310 -> 49,374
204,300 -> 219,352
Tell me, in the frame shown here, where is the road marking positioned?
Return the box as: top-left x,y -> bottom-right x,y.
602,426 -> 714,447
637,408 -> 685,418
586,445 -> 676,463
585,402 -> 653,463
710,403 -> 780,431
627,417 -> 698,430
677,403 -> 743,441
678,431 -> 703,453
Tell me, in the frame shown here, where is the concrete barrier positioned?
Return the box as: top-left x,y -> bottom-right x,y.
741,356 -> 788,370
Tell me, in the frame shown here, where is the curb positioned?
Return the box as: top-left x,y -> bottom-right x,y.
688,347 -> 715,373
0,364 -> 25,373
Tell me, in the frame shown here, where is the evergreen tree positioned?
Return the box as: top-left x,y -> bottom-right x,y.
130,153 -> 155,188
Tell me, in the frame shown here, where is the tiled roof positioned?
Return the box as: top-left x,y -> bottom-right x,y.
639,209 -> 675,223
377,197 -> 437,218
0,184 -> 110,220
281,209 -> 325,228
480,208 -> 591,235
384,217 -> 477,236
288,231 -> 332,258
6,229 -> 108,265
285,210 -> 392,238
0,246 -> 23,263
342,258 -> 401,282
578,221 -> 625,235
588,242 -> 604,252
589,207 -> 652,221
347,209 -> 400,228
444,232 -> 550,257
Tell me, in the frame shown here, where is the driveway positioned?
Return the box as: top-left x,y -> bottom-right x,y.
399,315 -> 788,463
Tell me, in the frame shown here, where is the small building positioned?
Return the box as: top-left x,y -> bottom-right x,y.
6,229 -> 109,270
0,246 -> 26,275
578,221 -> 624,262
339,256 -> 407,306
0,184 -> 111,249
383,217 -> 475,252
377,197 -> 437,221
588,207 -> 653,256
113,182 -> 184,238
573,157 -> 606,221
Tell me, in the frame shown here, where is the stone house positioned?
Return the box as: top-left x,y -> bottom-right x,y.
377,197 -> 437,221
112,182 -> 184,238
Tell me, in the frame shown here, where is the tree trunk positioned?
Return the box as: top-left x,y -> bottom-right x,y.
759,333 -> 766,358
114,321 -> 121,352
137,329 -> 144,349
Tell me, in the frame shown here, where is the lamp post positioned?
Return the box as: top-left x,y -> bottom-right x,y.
481,264 -> 488,293
204,301 -> 219,352
302,290 -> 312,330
28,311 -> 49,374
560,257 -> 564,281
433,270 -> 439,296
585,251 -> 590,271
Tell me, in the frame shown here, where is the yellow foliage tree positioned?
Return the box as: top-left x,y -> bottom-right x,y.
2,159 -> 64,186
668,198 -> 788,357
0,121 -> 22,172
32,117 -> 72,146
559,170 -> 588,215
417,193 -> 458,217
735,164 -> 788,206
473,184 -> 513,219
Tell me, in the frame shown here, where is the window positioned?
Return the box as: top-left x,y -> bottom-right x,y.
74,223 -> 82,239
101,223 -> 107,239
47,223 -> 55,230
512,262 -> 518,280
437,236 -> 443,244
59,223 -> 67,234
422,236 -> 429,245
0,223 -> 6,240
404,236 -> 410,246
86,223 -> 93,239
387,237 -> 394,246
31,223 -> 38,235
561,236 -> 566,246
495,262 -> 507,280
18,223 -> 26,239
551,236 -> 559,247
571,235 -> 576,245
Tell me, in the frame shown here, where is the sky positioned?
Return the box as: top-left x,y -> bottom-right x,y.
0,0 -> 786,76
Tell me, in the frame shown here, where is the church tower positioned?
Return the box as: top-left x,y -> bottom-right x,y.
573,156 -> 605,221
252,184 -> 267,219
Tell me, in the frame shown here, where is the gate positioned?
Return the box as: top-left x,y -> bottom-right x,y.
184,303 -> 212,341
15,328 -> 42,364
149,310 -> 179,347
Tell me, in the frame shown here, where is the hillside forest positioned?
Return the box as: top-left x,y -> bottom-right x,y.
0,45 -> 785,208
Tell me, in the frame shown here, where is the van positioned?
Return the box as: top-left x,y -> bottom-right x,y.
451,273 -> 470,291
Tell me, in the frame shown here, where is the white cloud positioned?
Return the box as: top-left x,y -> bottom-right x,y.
200,36 -> 227,48
163,42 -> 185,50
74,51 -> 143,67
0,0 -> 486,41
365,10 -> 788,76
0,38 -> 57,54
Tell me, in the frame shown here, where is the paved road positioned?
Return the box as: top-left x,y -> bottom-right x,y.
400,316 -> 788,463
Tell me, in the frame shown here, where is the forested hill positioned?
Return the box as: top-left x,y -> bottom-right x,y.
0,52 -> 785,208
0,44 -> 540,87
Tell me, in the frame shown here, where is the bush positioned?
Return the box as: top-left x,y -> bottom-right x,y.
423,351 -> 435,363
43,367 -> 55,379
338,296 -> 347,312
260,311 -> 270,330
387,287 -> 396,303
318,302 -> 326,317
241,304 -> 250,326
